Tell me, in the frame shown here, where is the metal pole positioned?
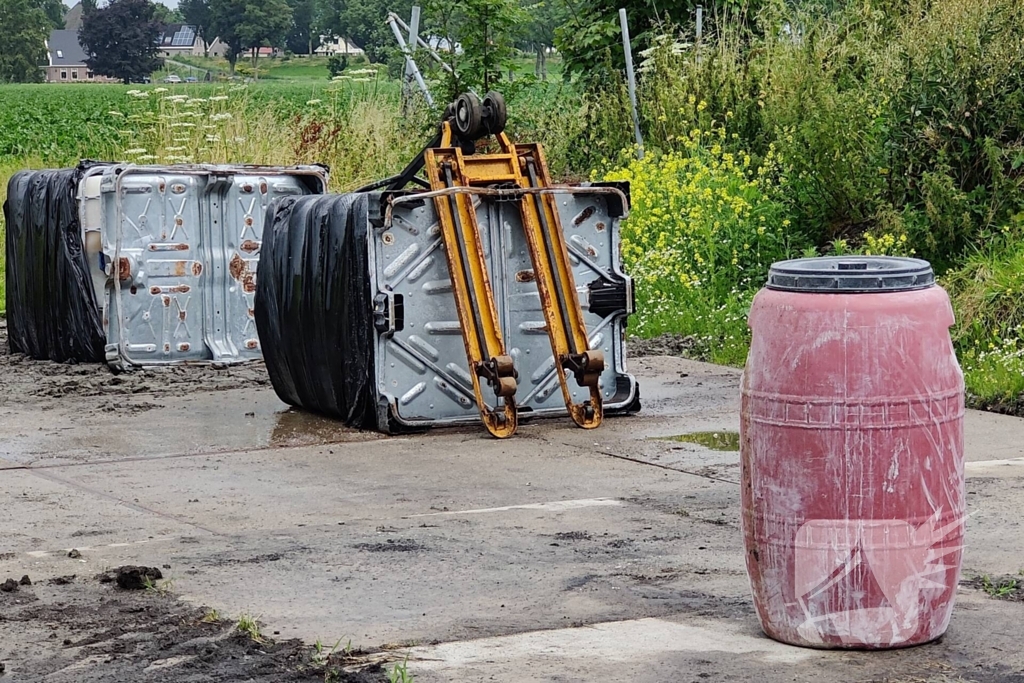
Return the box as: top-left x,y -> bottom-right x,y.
618,8 -> 644,160
402,6 -> 421,112
389,12 -> 455,75
696,5 -> 703,41
387,14 -> 434,106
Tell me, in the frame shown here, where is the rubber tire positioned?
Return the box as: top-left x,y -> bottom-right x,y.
454,92 -> 484,139
482,91 -> 507,136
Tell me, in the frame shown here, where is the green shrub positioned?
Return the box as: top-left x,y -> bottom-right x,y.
604,125 -> 800,364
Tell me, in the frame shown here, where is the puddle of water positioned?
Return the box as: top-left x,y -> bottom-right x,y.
659,431 -> 740,451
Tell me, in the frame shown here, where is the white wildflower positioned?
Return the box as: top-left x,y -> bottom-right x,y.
124,147 -> 147,155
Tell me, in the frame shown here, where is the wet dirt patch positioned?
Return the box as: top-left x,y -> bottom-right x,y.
553,531 -> 592,541
628,333 -> 697,357
353,539 -> 425,553
0,577 -> 387,682
961,574 -> 1024,602
0,318 -> 271,410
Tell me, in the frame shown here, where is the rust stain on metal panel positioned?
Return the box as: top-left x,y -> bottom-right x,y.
587,246 -> 598,257
245,339 -> 259,349
178,310 -> 187,322
595,221 -> 606,232
178,342 -> 190,351
171,183 -> 186,194
174,261 -> 187,277
229,254 -> 257,292
247,308 -> 255,319
153,285 -> 191,296
241,183 -> 253,193
244,216 -> 254,227
259,181 -> 268,194
129,285 -> 137,295
164,343 -> 170,352
118,257 -> 132,281
191,262 -> 203,276
162,295 -> 170,307
158,181 -> 166,193
573,206 -> 596,226
240,240 -> 260,254
516,270 -> 536,283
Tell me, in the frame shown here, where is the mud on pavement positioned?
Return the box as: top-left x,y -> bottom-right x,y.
0,318 -> 271,411
0,569 -> 387,682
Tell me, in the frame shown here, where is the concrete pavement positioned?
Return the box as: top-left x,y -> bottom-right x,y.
1,355 -> 1022,682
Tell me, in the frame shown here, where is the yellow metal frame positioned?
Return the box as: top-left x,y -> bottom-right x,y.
424,126 -> 518,438
424,123 -> 604,436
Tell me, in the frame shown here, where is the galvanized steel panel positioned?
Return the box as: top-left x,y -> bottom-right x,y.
369,189 -> 637,428
91,164 -> 326,369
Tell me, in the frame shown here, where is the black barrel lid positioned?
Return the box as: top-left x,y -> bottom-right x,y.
766,256 -> 935,293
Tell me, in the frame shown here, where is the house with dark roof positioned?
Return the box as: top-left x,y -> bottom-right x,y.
159,24 -> 203,57
63,2 -> 83,31
43,29 -> 118,83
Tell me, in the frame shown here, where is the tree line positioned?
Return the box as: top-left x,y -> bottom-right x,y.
1,0 -> 764,86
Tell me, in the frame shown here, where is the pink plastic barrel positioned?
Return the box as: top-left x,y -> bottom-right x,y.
741,257 -> 965,649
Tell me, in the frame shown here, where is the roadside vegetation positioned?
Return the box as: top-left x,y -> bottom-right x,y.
2,0 -> 1023,411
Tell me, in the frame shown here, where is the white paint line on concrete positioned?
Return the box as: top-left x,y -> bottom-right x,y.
408,498 -> 623,517
965,457 -> 1024,471
10,535 -> 180,560
402,616 -> 814,672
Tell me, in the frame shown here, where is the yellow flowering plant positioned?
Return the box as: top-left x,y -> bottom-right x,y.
605,126 -> 800,364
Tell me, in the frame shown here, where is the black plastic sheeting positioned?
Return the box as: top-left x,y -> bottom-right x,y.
254,193 -> 378,428
3,163 -> 106,363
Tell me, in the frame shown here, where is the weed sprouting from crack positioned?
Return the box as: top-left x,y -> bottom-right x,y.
236,613 -> 263,643
389,657 -> 414,683
200,608 -> 222,624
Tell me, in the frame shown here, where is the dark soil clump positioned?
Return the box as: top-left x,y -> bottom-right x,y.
0,578 -> 388,682
628,333 -> 697,358
962,574 -> 1024,602
112,565 -> 163,590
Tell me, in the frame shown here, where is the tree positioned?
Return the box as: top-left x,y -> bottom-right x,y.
0,0 -> 52,83
179,0 -> 211,54
152,2 -> 183,24
39,0 -> 63,28
424,0 -> 526,95
555,0 -> 767,78
208,0 -> 245,70
78,0 -> 163,84
237,0 -> 291,76
314,0 -> 411,63
286,0 -> 314,54
519,0 -> 564,79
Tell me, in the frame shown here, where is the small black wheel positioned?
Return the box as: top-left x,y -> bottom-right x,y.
454,92 -> 484,139
482,91 -> 507,135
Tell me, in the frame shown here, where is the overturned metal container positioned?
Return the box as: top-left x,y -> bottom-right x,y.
255,185 -> 639,432
3,163 -> 327,369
